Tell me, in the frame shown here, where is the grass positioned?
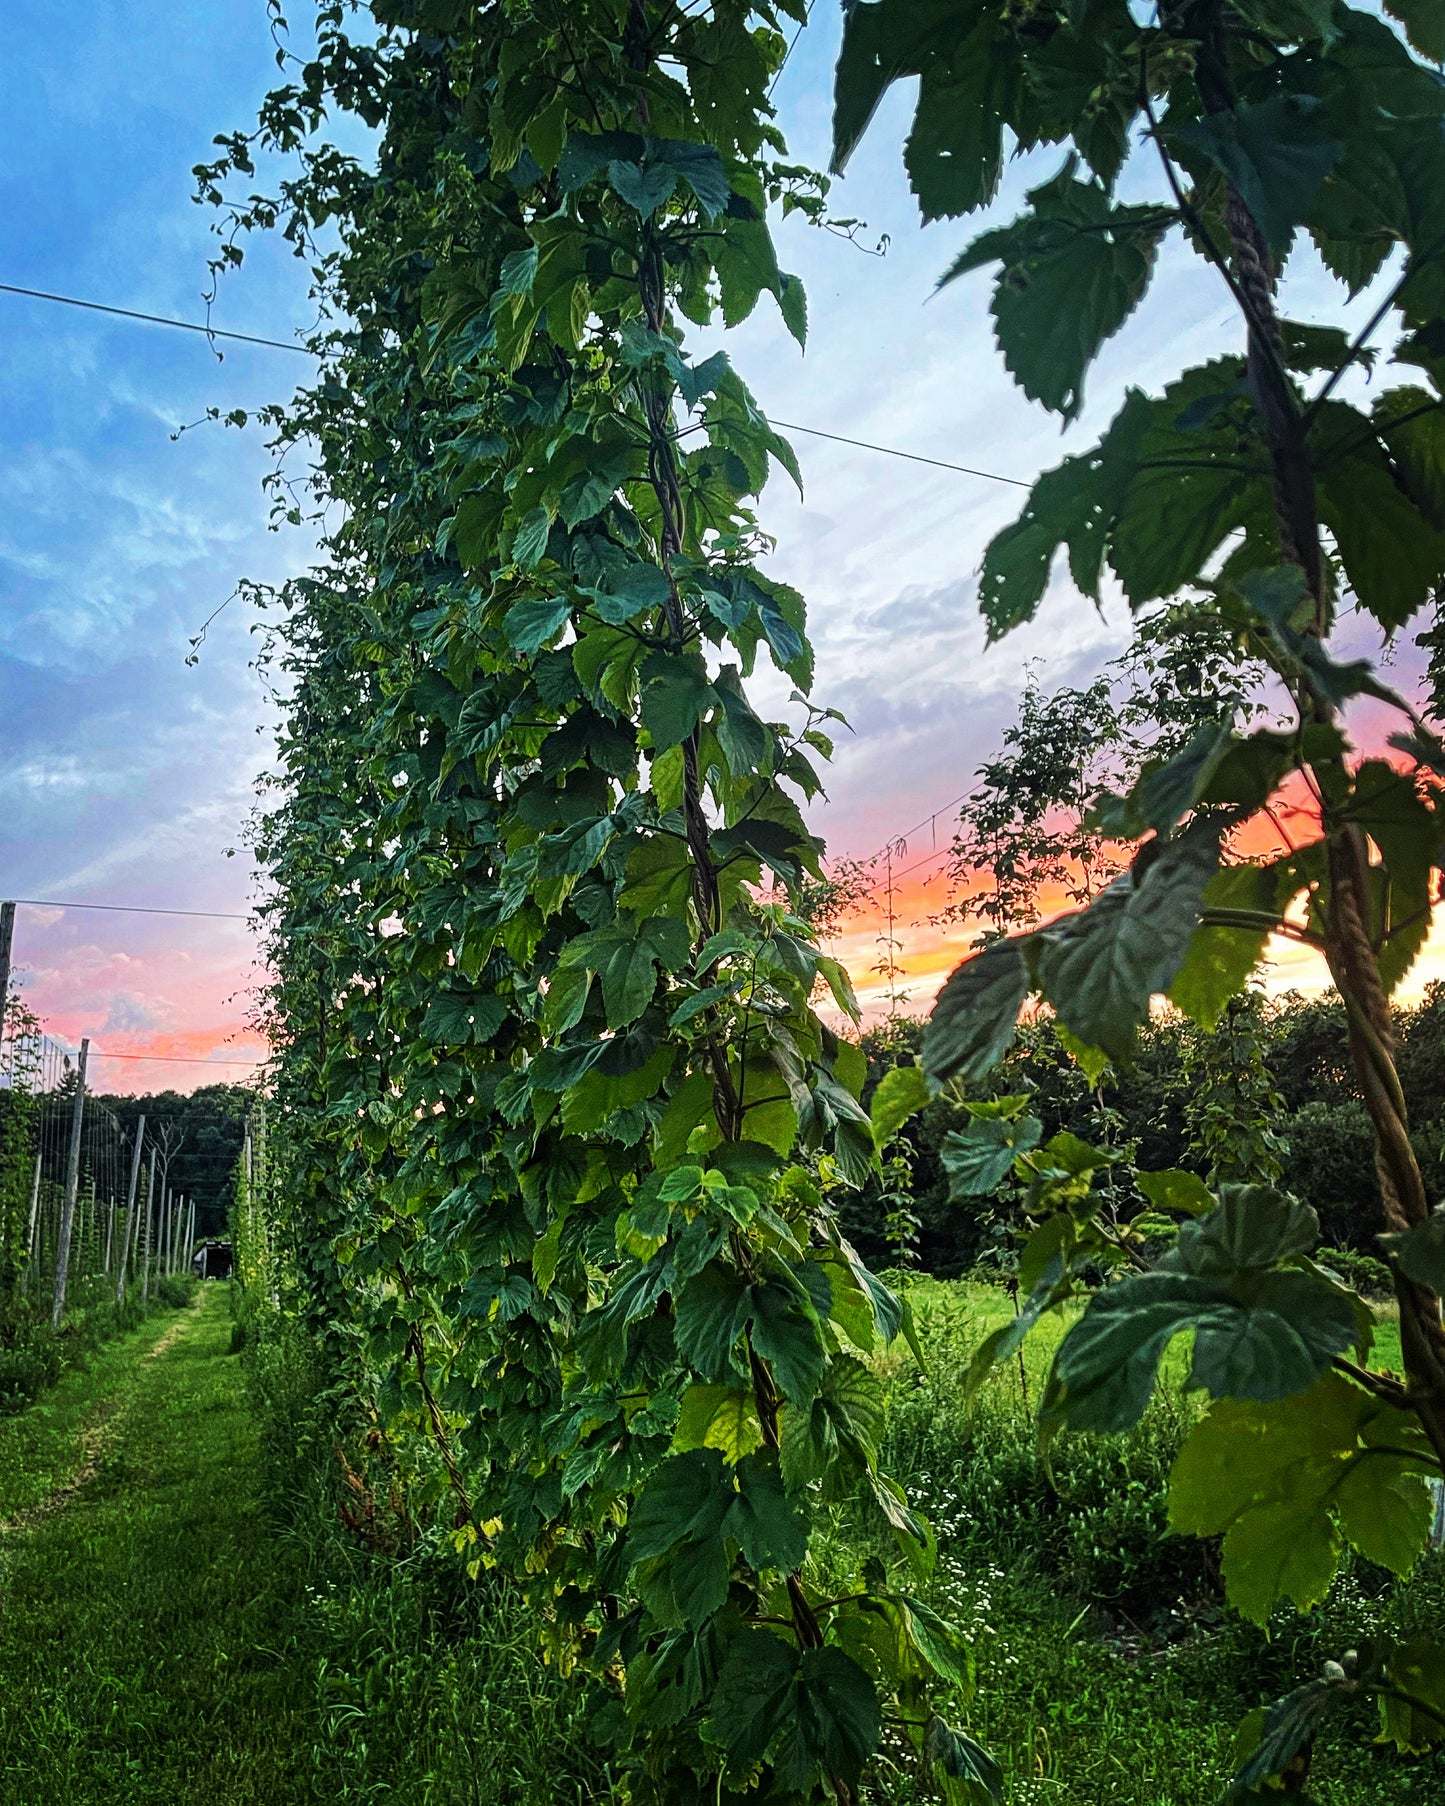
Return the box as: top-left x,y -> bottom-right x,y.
0,1278 -> 1436,1805
0,1284 -> 603,1806
0,1306 -> 184,1521
862,1278 -> 1441,1805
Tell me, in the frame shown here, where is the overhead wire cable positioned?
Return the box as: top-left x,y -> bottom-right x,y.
0,284 -> 313,354
770,421 -> 1029,487
88,1050 -> 266,1067
11,899 -> 250,921
3,284 -> 1032,491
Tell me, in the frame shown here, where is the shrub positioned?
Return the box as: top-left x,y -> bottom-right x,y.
0,1323 -> 63,1416
153,1273 -> 198,1311
878,1287 -> 1210,1626
1317,1244 -> 1394,1302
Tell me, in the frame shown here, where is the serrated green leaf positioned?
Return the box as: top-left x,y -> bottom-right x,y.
511,504 -> 552,570
725,1451 -> 809,1572
1380,1206 -> 1445,1292
609,156 -> 677,217
1162,1185 -> 1320,1276
420,989 -> 508,1046
1379,1638 -> 1445,1751
896,1597 -> 974,1695
1110,721 -> 1235,837
1168,1375 -> 1435,1623
641,657 -> 715,751
924,1715 -> 1005,1805
816,954 -> 862,1023
674,1262 -> 751,1383
771,1647 -> 881,1792
672,1383 -> 764,1462
1135,1169 -> 1215,1216
712,680 -> 768,776
1221,1490 -> 1343,1623
628,1446 -> 732,1558
1385,0 -> 1445,63
1231,1680 -> 1345,1787
706,1629 -> 798,1774
1031,828 -> 1220,1062
1172,95 -> 1339,252
1315,401 -> 1445,630
869,1062 -> 930,1147
496,243 -> 538,297
1168,862 -> 1277,1029
750,1276 -> 826,1406
1335,1458 -> 1434,1574
940,1113 -> 1043,1198
504,596 -> 571,655
1056,1267 -> 1356,1433
1053,1021 -> 1111,1086
942,170 -> 1165,420
923,938 -> 1031,1084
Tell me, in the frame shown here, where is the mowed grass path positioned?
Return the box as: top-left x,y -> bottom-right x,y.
0,1287 -> 315,1805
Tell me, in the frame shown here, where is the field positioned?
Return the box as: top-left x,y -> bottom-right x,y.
0,1280 -> 1437,1805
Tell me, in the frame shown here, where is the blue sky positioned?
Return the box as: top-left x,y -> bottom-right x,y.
2,3 -> 1436,1083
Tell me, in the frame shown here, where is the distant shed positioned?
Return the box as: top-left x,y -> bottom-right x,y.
193,1241 -> 234,1280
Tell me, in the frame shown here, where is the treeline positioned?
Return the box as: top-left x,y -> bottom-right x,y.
843,984 -> 1445,1278
92,1085 -> 252,1244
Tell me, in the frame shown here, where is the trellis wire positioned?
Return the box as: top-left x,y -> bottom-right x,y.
0,1019 -> 192,1314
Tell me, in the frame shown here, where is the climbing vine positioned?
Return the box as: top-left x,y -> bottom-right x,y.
207,4 -> 991,1800
837,0 -> 1445,1780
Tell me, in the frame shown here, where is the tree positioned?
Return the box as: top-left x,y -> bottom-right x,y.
97,1085 -> 251,1243
941,609 -> 1262,942
837,0 -> 1445,1781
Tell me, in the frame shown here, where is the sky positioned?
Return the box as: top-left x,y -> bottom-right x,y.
1,3 -> 1439,1091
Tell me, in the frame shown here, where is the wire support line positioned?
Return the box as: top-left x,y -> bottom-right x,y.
854,789 -> 972,868
770,421 -> 1031,488
768,1 -> 811,96
4,283 -> 1032,492
11,899 -> 250,921
87,1050 -> 267,1067
0,283 -> 313,354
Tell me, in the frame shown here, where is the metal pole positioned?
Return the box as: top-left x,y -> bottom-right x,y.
116,1114 -> 145,1305
140,1162 -> 154,1307
185,1194 -> 196,1273
21,1151 -> 41,1295
51,1037 -> 88,1329
0,901 -> 15,1029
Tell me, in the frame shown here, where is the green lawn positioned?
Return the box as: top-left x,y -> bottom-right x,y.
0,1287 -> 322,1803
0,1285 -> 601,1806
0,1307 -> 184,1521
0,1278 -> 1435,1806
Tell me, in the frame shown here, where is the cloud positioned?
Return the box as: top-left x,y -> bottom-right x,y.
101,992 -> 165,1035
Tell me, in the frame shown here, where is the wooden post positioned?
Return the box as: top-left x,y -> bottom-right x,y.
103,1191 -> 114,1275
51,1037 -> 89,1330
116,1114 -> 145,1306
241,1131 -> 252,1287
140,1162 -> 155,1307
0,901 -> 15,1031
21,1151 -> 41,1294
185,1195 -> 196,1273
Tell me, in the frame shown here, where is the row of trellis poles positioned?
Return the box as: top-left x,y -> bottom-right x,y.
0,1003 -> 199,1327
